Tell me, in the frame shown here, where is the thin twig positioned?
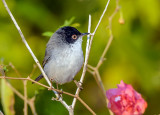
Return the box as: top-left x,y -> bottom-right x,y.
87,64 -> 95,70
23,80 -> 28,115
77,96 -> 96,115
92,0 -> 110,35
94,70 -> 106,99
28,97 -> 37,115
89,71 -> 105,96
9,62 -> 22,78
29,64 -> 37,78
86,68 -> 95,75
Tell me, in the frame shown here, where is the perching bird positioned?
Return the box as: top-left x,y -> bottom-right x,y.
34,26 -> 89,88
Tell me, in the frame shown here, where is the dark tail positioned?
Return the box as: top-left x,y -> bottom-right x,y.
32,74 -> 44,84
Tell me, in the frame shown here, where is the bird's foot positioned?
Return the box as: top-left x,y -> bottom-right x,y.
73,79 -> 83,90
52,89 -> 63,101
52,96 -> 60,101
57,89 -> 63,98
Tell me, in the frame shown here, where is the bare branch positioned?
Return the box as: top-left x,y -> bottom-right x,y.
77,97 -> 96,115
28,97 -> 37,115
9,62 -> 22,78
92,0 -> 110,35
87,64 -> 95,70
29,64 -> 37,78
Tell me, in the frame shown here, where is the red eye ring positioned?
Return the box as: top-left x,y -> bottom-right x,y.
72,34 -> 77,39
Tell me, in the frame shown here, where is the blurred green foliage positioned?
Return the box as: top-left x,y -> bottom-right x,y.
0,0 -> 160,114
1,79 -> 15,115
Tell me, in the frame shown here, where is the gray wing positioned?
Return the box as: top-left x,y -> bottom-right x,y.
34,35 -> 56,83
33,50 -> 51,83
42,37 -> 56,67
42,50 -> 51,68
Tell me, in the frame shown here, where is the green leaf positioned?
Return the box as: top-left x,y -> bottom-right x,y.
42,32 -> 53,37
60,17 -> 75,27
1,79 -> 15,115
3,66 -> 8,72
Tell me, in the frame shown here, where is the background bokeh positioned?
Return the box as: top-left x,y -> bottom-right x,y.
0,0 -> 160,114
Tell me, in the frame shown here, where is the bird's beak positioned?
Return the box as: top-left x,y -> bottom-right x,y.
80,33 -> 90,37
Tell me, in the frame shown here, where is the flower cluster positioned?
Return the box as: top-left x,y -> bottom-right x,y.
106,81 -> 147,115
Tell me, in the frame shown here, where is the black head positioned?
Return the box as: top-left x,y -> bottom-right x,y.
56,26 -> 89,44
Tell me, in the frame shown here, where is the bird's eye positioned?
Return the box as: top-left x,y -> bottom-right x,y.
72,34 -> 77,39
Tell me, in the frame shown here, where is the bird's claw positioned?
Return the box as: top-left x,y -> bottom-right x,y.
52,96 -> 60,101
52,90 -> 63,101
74,80 -> 83,90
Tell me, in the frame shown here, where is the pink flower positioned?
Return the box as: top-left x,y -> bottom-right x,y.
106,81 -> 147,115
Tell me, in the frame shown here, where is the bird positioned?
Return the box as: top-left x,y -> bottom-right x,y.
34,26 -> 89,89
